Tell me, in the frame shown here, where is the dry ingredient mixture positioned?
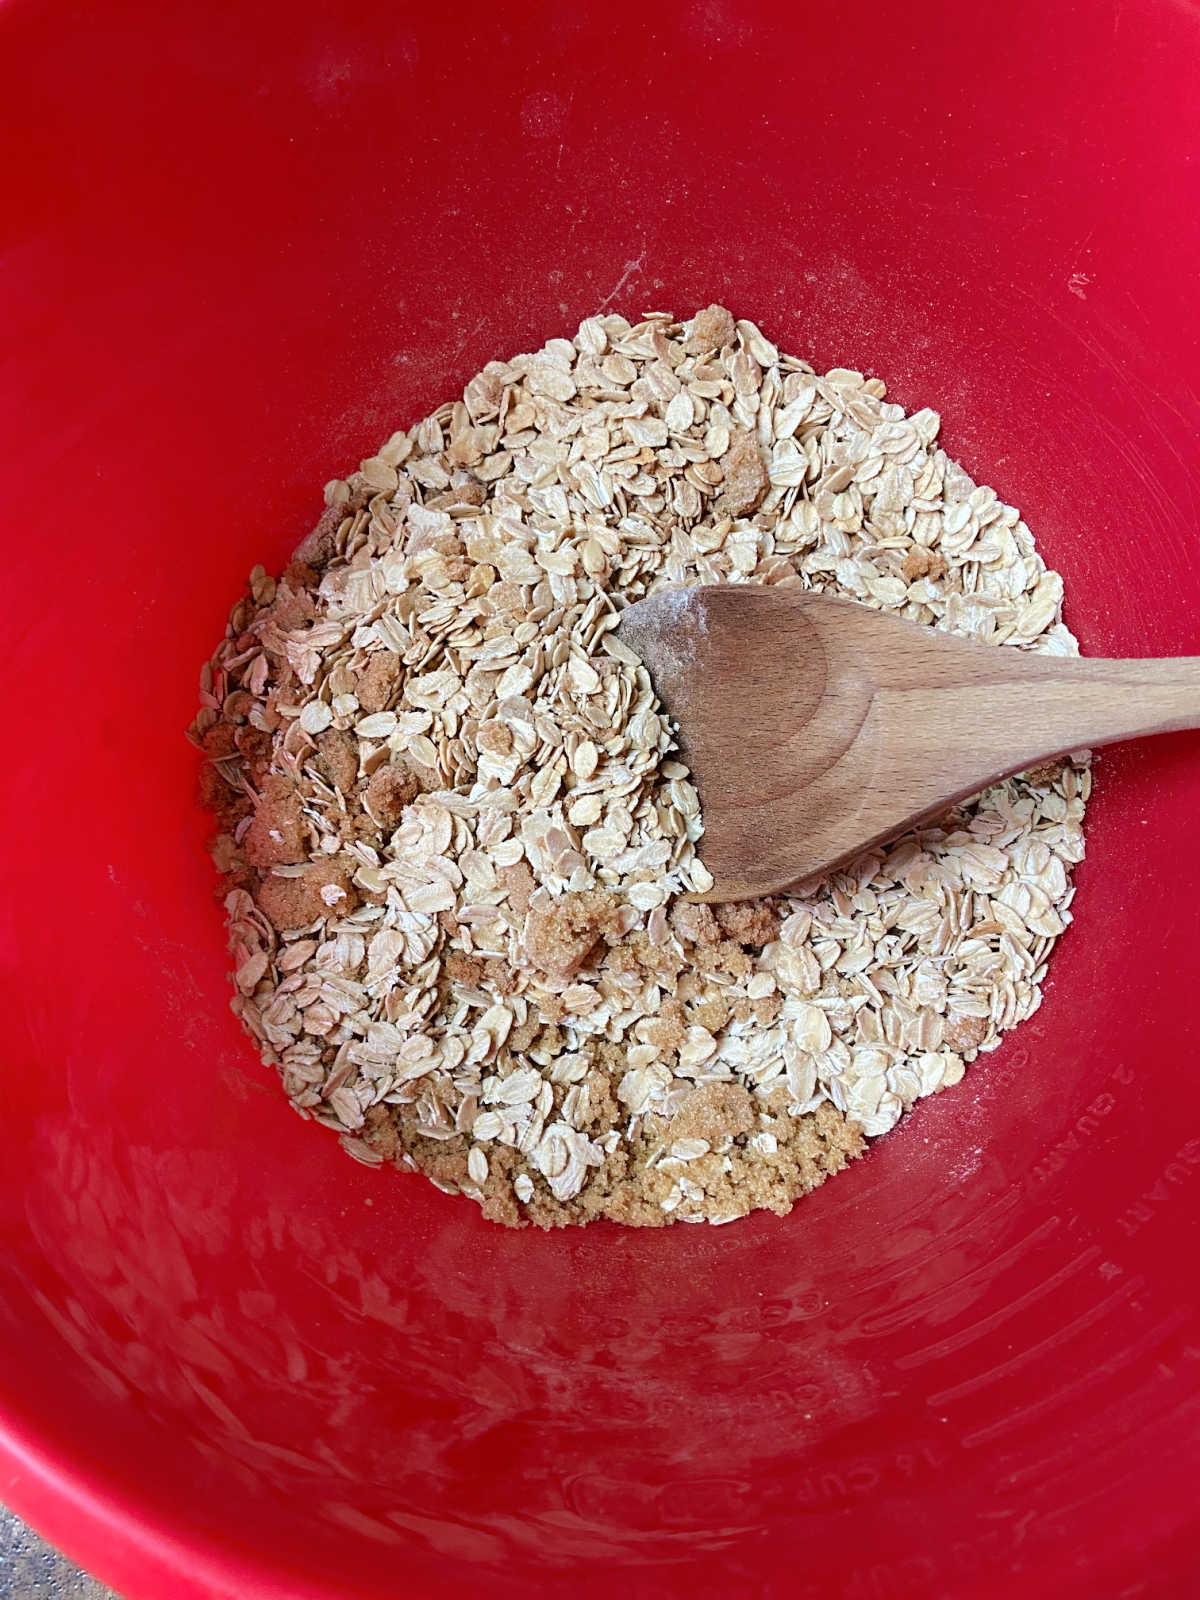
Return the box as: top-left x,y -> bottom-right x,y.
190,306 -> 1089,1228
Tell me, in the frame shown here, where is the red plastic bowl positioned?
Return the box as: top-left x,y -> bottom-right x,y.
3,2 -> 1200,1596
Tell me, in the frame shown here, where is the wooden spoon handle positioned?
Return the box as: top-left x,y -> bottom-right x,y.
881,654 -> 1200,783
1016,653 -> 1200,735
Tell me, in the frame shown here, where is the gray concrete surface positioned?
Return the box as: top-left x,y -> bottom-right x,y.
0,1507 -> 115,1599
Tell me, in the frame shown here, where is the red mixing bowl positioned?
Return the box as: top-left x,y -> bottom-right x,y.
3,1 -> 1200,1595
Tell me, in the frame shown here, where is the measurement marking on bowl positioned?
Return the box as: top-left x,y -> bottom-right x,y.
961,1308 -> 1192,1450
858,1213 -> 1062,1339
998,1365 -> 1199,1493
894,1245 -> 1102,1370
927,1275 -> 1144,1407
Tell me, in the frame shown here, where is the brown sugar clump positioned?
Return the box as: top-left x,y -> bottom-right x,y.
197,762 -> 229,812
695,938 -> 753,981
582,1060 -> 621,1134
315,729 -> 358,794
610,930 -> 687,988
443,949 -> 485,987
484,957 -> 519,995
670,1082 -> 756,1144
715,899 -> 780,947
198,766 -> 251,836
473,1144 -> 525,1228
293,502 -> 345,569
670,901 -> 721,946
444,951 -> 518,994
638,1000 -> 686,1054
270,584 -> 316,633
524,890 -> 620,979
292,482 -> 368,568
753,993 -> 783,1026
687,304 -> 736,353
234,724 -> 274,785
1021,758 -> 1066,786
354,652 -> 401,714
717,429 -> 769,517
200,722 -> 238,760
901,545 -> 947,583
363,764 -> 419,829
281,558 -> 319,592
256,862 -> 359,930
499,860 -> 536,915
943,1014 -> 988,1053
243,775 -> 307,867
479,1100 -> 865,1230
690,995 -> 731,1033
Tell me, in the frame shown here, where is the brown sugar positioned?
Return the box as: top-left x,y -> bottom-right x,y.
200,721 -> 238,761
198,764 -> 251,836
715,898 -> 781,947
943,1014 -> 988,1052
363,764 -> 419,828
354,653 -> 401,714
690,995 -> 732,1033
281,558 -> 319,592
901,545 -> 947,583
459,1100 -> 865,1231
523,890 -> 621,979
269,584 -> 316,633
293,482 -> 369,568
443,950 -> 518,995
443,950 -> 487,988
637,1000 -> 686,1054
670,900 -> 721,946
1021,758 -> 1067,786
315,729 -> 359,794
233,724 -> 274,784
243,775 -> 307,868
498,860 -> 535,914
670,1082 -> 756,1144
716,429 -> 769,518
256,862 -> 359,930
695,938 -> 754,981
686,303 -> 736,353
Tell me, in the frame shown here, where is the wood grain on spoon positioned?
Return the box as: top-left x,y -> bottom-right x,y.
617,585 -> 1200,903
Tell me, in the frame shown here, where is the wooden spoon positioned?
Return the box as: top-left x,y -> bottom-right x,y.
617,584 -> 1200,902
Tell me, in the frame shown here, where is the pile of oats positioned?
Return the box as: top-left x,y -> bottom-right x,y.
190,305 -> 1088,1228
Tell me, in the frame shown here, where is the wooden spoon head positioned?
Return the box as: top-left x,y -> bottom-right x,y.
618,584 -> 1072,901
619,585 -> 869,900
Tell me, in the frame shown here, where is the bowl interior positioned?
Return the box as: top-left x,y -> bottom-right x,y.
2,2 -> 1200,1597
